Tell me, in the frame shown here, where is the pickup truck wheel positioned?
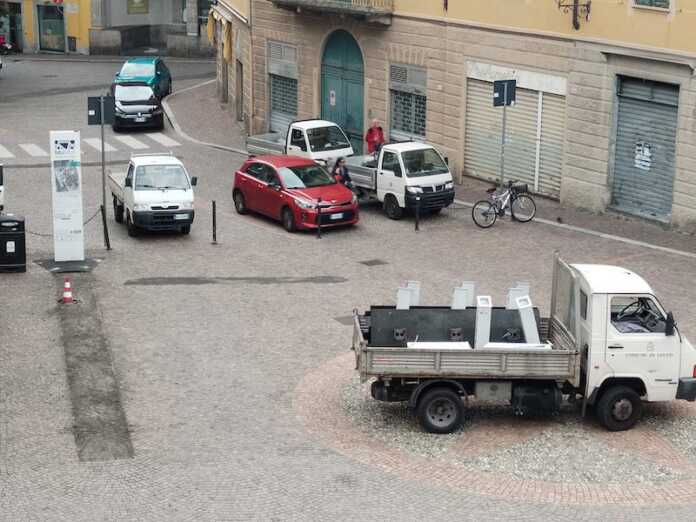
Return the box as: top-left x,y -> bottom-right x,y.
126,212 -> 138,237
596,386 -> 642,431
384,195 -> 403,220
417,387 -> 464,434
113,197 -> 124,224
282,207 -> 296,233
233,190 -> 247,215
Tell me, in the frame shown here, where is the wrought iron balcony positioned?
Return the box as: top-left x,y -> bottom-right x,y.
270,0 -> 394,22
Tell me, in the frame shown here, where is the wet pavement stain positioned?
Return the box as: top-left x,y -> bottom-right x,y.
124,275 -> 348,286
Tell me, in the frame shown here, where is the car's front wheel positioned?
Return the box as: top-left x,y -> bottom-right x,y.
282,207 -> 296,233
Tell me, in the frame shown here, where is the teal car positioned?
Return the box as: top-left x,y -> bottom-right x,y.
114,57 -> 172,98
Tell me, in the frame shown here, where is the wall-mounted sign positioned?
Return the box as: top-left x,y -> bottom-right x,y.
329,90 -> 336,107
127,0 -> 149,15
634,141 -> 652,172
50,131 -> 84,262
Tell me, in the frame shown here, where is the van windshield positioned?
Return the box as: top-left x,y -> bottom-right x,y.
307,126 -> 351,152
278,164 -> 336,188
402,149 -> 449,177
135,165 -> 189,190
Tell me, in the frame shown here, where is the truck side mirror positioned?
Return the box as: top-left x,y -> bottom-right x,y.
665,312 -> 675,336
191,176 -> 198,186
444,156 -> 449,165
125,178 -> 132,188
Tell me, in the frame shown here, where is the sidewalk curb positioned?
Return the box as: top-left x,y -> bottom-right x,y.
162,79 -> 248,157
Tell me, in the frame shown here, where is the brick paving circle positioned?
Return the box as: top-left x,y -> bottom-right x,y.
293,352 -> 696,506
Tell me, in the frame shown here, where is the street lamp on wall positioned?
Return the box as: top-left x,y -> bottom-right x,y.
557,0 -> 591,30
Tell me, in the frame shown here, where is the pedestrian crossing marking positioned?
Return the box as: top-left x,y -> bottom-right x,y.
84,138 -> 117,152
113,135 -> 150,150
19,144 -> 48,157
146,133 -> 181,147
0,145 -> 15,159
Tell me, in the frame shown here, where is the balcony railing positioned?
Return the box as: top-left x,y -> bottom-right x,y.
270,0 -> 394,18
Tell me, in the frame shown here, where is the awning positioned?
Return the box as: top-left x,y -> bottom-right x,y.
223,21 -> 233,63
207,11 -> 215,45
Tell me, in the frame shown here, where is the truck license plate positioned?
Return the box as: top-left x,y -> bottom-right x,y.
174,213 -> 189,220
330,213 -> 343,220
135,117 -> 146,123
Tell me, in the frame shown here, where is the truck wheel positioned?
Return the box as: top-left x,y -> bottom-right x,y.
126,212 -> 138,237
282,207 -> 296,233
596,385 -> 642,431
181,225 -> 191,235
384,195 -> 403,220
113,197 -> 124,224
416,387 -> 464,434
233,190 -> 247,215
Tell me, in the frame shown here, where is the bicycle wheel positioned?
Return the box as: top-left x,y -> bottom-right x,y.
511,194 -> 536,223
472,200 -> 497,228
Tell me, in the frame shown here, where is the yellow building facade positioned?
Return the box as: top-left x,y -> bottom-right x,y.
0,0 -> 91,54
216,0 -> 696,226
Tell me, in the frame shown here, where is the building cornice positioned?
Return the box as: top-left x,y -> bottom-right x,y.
214,1 -> 250,26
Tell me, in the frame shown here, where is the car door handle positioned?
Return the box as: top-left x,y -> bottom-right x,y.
608,345 -> 624,350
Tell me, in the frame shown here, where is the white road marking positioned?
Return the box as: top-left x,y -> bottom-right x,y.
112,135 -> 150,150
84,138 -> 117,152
0,145 -> 15,159
19,143 -> 48,157
146,133 -> 181,147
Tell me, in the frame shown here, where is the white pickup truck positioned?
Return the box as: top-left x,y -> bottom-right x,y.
353,255 -> 696,433
246,119 -> 354,165
108,153 -> 197,236
346,142 -> 455,219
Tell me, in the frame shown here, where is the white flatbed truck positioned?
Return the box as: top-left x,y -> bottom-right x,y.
352,255 -> 696,433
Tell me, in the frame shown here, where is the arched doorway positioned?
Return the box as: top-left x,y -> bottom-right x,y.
321,30 -> 364,154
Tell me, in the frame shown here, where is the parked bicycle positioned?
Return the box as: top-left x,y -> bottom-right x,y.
471,180 -> 536,228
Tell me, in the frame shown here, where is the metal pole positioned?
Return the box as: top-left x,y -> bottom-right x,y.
100,95 -> 106,214
415,195 -> 421,232
500,82 -> 508,188
212,200 -> 217,245
316,197 -> 322,239
100,204 -> 111,251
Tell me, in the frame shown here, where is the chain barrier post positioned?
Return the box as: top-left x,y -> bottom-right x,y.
212,200 -> 218,245
100,204 -> 111,251
316,197 -> 322,239
415,195 -> 421,232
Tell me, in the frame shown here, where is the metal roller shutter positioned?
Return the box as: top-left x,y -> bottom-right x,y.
612,77 -> 678,222
268,41 -> 298,133
464,79 -> 565,198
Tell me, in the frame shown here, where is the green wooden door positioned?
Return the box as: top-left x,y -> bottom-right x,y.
321,31 -> 364,154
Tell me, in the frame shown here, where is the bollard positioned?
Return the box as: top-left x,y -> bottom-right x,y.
316,197 -> 322,239
212,200 -> 217,245
415,195 -> 421,232
100,204 -> 111,251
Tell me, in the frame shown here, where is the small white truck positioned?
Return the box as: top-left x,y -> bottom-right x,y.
108,153 -> 197,236
346,142 -> 455,219
246,119 -> 354,165
353,255 -> 696,433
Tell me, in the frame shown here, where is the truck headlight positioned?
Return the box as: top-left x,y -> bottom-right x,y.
133,204 -> 149,211
180,201 -> 193,210
445,181 -> 454,190
296,199 -> 315,209
406,186 -> 423,194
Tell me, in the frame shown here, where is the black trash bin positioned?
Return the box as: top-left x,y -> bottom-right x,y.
0,214 -> 26,273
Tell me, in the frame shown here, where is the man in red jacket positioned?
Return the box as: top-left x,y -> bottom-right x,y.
365,119 -> 385,154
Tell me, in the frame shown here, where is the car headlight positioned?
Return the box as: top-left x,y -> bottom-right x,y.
296,199 -> 315,209
180,201 -> 193,210
115,106 -> 126,115
445,181 -> 454,190
351,193 -> 358,204
406,186 -> 423,194
133,204 -> 149,211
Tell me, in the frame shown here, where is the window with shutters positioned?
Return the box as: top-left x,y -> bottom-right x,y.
389,64 -> 427,139
633,0 -> 670,9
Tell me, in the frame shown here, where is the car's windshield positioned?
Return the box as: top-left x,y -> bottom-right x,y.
402,148 -> 449,177
277,164 -> 336,189
115,85 -> 156,103
307,126 -> 351,152
120,62 -> 155,77
135,164 -> 190,190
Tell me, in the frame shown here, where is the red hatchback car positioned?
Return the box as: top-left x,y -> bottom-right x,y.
233,155 -> 359,232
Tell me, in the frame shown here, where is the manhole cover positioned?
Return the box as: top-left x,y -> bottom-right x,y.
359,259 -> 388,266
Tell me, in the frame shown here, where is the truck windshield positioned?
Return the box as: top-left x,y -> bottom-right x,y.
277,165 -> 336,189
307,126 -> 351,152
135,165 -> 190,190
402,149 -> 449,177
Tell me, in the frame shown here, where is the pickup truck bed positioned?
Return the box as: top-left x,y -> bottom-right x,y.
108,171 -> 127,201
345,154 -> 377,191
353,307 -> 580,385
246,132 -> 285,156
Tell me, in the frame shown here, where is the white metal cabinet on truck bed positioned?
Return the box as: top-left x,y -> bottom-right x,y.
108,154 -> 197,236
346,142 -> 455,219
246,119 -> 354,166
353,255 -> 696,433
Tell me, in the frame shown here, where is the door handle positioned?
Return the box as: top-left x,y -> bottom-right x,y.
608,345 -> 624,350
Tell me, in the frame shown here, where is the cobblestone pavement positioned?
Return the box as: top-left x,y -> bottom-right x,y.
2,66 -> 696,520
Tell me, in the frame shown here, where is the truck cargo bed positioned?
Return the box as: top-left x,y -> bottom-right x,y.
246,132 -> 285,156
345,155 -> 377,191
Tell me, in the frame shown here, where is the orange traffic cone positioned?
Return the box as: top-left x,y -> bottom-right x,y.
61,277 -> 73,304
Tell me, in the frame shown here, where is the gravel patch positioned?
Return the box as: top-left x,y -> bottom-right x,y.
342,378 -> 687,483
649,414 -> 696,463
